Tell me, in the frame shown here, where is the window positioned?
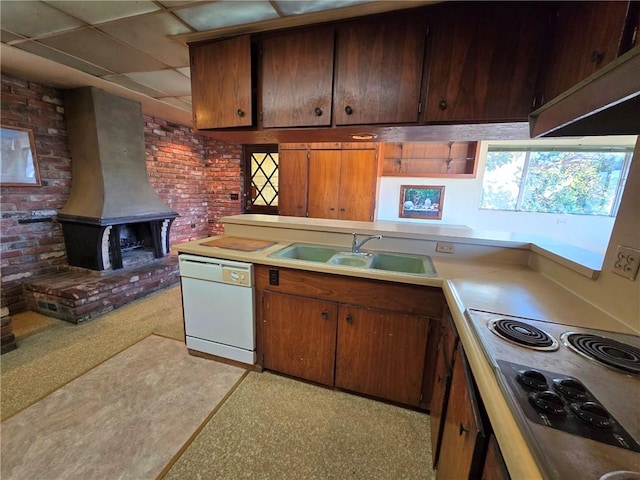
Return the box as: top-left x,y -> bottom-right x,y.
243,145 -> 279,214
480,146 -> 633,216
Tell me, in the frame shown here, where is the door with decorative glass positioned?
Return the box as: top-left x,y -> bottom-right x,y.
244,145 -> 279,214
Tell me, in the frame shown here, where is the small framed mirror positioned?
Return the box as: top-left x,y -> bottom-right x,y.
1,125 -> 41,186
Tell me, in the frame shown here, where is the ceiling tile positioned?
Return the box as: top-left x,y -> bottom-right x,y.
274,0 -> 374,16
101,74 -> 170,98
0,1 -> 85,37
124,69 -> 191,96
178,95 -> 192,104
176,67 -> 191,78
14,41 -> 113,77
43,0 -> 160,25
173,0 -> 280,31
98,13 -> 191,68
158,1 -> 209,6
39,28 -> 167,74
158,96 -> 192,111
1,30 -> 27,44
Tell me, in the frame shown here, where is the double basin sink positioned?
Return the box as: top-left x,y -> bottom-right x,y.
268,243 -> 437,276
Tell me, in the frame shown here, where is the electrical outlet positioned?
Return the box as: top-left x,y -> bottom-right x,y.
611,245 -> 640,280
436,242 -> 455,254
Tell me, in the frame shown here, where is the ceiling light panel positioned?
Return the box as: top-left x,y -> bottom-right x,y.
43,0 -> 161,25
39,28 -> 167,74
1,30 -> 27,44
98,13 -> 191,68
124,70 -> 192,97
176,67 -> 191,78
0,1 -> 84,37
274,0 -> 374,16
158,96 -> 192,111
173,0 -> 280,31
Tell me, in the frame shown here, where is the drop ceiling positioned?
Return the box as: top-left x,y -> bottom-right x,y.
0,0 -> 433,126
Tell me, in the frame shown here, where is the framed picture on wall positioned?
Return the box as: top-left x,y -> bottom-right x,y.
1,125 -> 41,186
399,185 -> 445,220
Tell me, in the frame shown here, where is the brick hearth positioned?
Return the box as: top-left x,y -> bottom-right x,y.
23,257 -> 179,324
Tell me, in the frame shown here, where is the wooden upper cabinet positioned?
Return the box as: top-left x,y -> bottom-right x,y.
337,149 -> 377,221
278,149 -> 308,217
261,27 -> 335,128
189,35 -> 253,129
538,1 -> 634,105
333,11 -> 428,125
426,2 -> 548,122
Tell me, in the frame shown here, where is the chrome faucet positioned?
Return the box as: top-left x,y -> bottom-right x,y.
351,232 -> 382,253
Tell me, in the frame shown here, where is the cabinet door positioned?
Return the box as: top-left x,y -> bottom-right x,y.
436,347 -> 487,480
337,149 -> 377,221
430,336 -> 453,469
539,1 -> 631,104
335,305 -> 429,407
261,27 -> 335,128
426,2 -> 547,122
481,435 -> 510,480
307,149 -> 341,219
190,35 -> 253,129
278,149 -> 308,217
262,291 -> 337,386
334,12 -> 427,125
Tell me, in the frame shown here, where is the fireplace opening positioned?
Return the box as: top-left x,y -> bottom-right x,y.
117,223 -> 156,269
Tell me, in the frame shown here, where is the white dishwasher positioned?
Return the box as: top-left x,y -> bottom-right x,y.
179,253 -> 255,365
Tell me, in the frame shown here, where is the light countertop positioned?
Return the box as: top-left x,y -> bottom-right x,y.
172,215 -> 635,479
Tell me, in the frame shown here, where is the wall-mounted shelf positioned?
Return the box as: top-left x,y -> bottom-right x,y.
381,141 -> 479,177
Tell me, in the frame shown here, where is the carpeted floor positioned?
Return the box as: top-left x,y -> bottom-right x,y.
1,285 -> 436,479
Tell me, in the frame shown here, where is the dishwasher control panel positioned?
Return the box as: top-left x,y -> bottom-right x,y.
222,267 -> 251,286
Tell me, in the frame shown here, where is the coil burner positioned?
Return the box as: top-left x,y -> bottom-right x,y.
488,318 -> 559,351
561,332 -> 640,376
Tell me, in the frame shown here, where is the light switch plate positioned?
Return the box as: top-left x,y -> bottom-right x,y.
611,245 -> 640,280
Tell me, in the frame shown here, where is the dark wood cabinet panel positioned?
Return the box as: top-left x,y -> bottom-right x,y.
436,346 -> 487,480
426,2 -> 547,122
335,305 -> 430,407
278,149 -> 308,217
262,291 -> 337,386
539,1 -> 632,104
190,35 -> 253,129
481,434 -> 511,480
261,27 -> 335,128
334,12 -> 427,125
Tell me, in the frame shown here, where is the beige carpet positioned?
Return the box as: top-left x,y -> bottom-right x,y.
2,285 -> 436,480
164,371 -> 434,480
1,335 -> 246,480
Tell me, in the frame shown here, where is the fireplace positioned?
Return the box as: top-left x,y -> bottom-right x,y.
60,217 -> 175,271
57,87 -> 178,272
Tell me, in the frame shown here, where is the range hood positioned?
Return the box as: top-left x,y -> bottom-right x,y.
58,86 -> 177,225
529,45 -> 640,138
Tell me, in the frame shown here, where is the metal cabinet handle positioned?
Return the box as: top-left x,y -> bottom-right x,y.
589,50 -> 603,64
236,108 -> 245,117
344,105 -> 353,115
439,99 -> 448,110
314,107 -> 323,116
321,311 -> 329,319
459,422 -> 469,435
346,314 -> 353,324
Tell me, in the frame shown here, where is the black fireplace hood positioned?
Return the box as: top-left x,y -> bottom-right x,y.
58,87 -> 177,225
529,46 -> 640,138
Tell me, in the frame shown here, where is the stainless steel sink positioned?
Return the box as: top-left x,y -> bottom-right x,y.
269,243 -> 437,276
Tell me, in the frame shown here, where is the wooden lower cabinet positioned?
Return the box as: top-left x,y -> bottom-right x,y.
436,345 -> 487,480
335,305 -> 429,406
255,265 -> 444,408
262,291 -> 337,386
481,435 -> 510,480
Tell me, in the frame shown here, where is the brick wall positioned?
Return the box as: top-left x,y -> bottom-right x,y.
1,74 -> 244,313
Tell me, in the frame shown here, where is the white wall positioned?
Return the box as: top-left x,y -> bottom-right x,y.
376,136 -> 636,255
